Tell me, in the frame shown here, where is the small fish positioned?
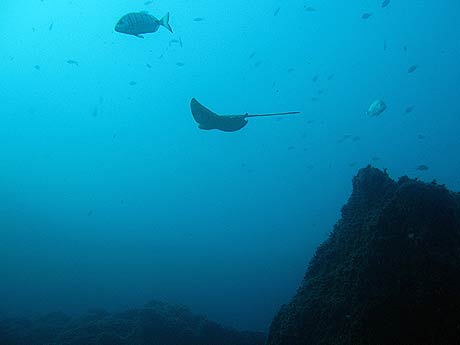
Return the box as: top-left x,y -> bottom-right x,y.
176,62 -> 185,67
169,38 -> 183,47
361,13 -> 372,19
312,75 -> 319,83
338,135 -> 351,143
115,12 -> 172,38
193,17 -> 204,22
249,51 -> 256,59
146,63 -> 152,68
405,105 -> 415,114
287,68 -> 294,73
305,6 -> 316,12
274,7 -> 280,16
67,59 -> 79,66
366,100 -> 387,117
407,64 -> 418,73
49,22 -> 54,31
34,65 -> 41,70
129,81 -> 137,86
416,165 -> 429,171
383,39 -> 387,51
87,210 -> 94,216
403,45 -> 408,52
144,0 -> 153,4
381,0 -> 390,8
254,61 -> 262,67
327,73 -> 335,81
317,89 -> 324,95
352,136 -> 361,142
417,134 -> 425,140
287,145 -> 295,151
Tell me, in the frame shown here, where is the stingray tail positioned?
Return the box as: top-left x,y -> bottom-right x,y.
245,111 -> 300,118
160,12 -> 173,33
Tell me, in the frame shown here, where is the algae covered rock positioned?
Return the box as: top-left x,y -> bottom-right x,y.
268,166 -> 460,345
0,300 -> 266,345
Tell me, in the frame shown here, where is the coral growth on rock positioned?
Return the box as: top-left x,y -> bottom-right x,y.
267,166 -> 460,345
0,301 -> 265,345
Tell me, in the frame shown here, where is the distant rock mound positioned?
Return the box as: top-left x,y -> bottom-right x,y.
0,300 -> 265,345
267,166 -> 460,345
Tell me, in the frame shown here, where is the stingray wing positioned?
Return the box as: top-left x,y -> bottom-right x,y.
190,98 -> 220,127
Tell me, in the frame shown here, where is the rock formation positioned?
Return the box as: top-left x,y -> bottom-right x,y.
268,166 -> 460,345
0,300 -> 265,345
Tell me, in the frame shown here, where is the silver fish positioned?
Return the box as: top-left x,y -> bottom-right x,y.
115,12 -> 172,38
366,100 -> 387,117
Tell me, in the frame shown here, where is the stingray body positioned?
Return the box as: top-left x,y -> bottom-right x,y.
190,98 -> 300,132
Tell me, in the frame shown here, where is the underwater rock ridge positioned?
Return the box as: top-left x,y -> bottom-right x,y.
267,166 -> 460,345
0,300 -> 266,345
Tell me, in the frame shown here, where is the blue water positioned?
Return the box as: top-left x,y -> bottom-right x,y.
1,0 -> 459,332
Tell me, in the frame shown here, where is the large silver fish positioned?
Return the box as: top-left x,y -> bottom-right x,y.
115,12 -> 172,38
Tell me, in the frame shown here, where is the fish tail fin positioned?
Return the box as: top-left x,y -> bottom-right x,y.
160,12 -> 173,33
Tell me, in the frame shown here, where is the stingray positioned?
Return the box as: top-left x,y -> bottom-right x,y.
190,98 -> 300,132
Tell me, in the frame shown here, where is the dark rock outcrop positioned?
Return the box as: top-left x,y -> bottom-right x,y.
267,166 -> 460,345
0,301 -> 265,345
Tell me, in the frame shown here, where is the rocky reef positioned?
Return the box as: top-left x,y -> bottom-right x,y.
0,300 -> 265,345
268,166 -> 460,345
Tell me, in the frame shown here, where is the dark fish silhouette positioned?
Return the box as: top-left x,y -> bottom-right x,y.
337,135 -> 351,143
408,64 -> 418,73
405,105 -> 415,114
67,59 -> 79,66
381,0 -> 390,8
361,13 -> 372,19
190,98 -> 300,132
416,165 -> 429,171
